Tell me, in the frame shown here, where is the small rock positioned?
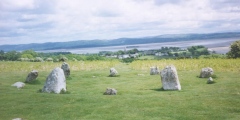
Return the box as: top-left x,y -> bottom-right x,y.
104,88 -> 117,95
11,82 -> 25,89
12,118 -> 22,120
207,77 -> 214,84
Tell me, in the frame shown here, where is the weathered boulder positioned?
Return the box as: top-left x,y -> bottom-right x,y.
103,88 -> 117,95
11,82 -> 25,89
207,77 -> 214,84
160,65 -> 181,90
150,66 -> 160,75
42,67 -> 66,94
61,62 -> 70,78
109,68 -> 118,77
200,67 -> 214,78
25,70 -> 38,83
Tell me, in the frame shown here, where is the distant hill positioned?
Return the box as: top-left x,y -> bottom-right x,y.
1,32 -> 240,51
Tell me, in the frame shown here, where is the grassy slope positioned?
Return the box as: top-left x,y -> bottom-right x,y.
0,61 -> 240,120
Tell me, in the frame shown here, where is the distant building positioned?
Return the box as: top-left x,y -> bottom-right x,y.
118,54 -> 130,59
208,48 -> 214,54
155,52 -> 168,56
130,53 -> 139,58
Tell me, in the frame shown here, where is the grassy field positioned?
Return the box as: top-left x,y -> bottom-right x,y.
0,59 -> 240,120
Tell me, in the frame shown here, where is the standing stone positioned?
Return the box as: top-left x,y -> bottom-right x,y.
103,88 -> 117,95
207,77 -> 214,84
61,62 -> 70,78
11,82 -> 25,89
199,67 -> 214,78
150,66 -> 160,75
25,70 -> 38,83
42,67 -> 66,94
109,68 -> 118,77
160,65 -> 181,90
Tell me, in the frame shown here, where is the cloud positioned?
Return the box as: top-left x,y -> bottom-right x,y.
0,0 -> 240,45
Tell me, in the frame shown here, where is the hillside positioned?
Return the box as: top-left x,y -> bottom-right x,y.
1,32 -> 240,51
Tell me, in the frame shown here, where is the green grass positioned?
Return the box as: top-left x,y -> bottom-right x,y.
0,61 -> 240,120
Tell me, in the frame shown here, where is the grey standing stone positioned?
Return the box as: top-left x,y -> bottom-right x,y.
160,65 -> 181,90
109,68 -> 118,77
25,70 -> 38,83
200,67 -> 214,78
42,67 -> 66,94
150,66 -> 160,75
103,88 -> 117,95
61,62 -> 70,78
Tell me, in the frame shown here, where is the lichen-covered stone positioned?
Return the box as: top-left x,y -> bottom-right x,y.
25,70 -> 38,83
160,65 -> 181,90
109,68 -> 118,77
103,88 -> 117,95
200,67 -> 214,78
42,67 -> 66,94
150,66 -> 160,75
61,62 -> 70,78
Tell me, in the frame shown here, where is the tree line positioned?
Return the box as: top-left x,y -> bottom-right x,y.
0,50 -> 108,62
0,40 -> 239,62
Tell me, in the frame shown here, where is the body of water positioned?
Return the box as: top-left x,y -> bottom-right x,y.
37,38 -> 239,54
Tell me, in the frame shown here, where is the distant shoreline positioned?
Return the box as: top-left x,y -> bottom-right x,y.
37,38 -> 239,54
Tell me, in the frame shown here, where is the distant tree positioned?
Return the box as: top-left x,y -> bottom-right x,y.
0,50 -> 5,60
185,52 -> 192,57
167,52 -> 173,57
117,50 -> 124,55
227,40 -> 240,58
21,50 -> 38,57
21,54 -> 34,59
132,48 -> 139,53
105,52 -> 113,56
174,53 -> 179,57
187,45 -> 209,56
5,51 -> 21,61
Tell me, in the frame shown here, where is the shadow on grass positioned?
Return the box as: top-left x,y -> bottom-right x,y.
25,80 -> 41,85
37,89 -> 71,94
150,88 -> 165,91
66,77 -> 72,80
207,81 -> 216,84
150,88 -> 182,92
108,75 -> 120,77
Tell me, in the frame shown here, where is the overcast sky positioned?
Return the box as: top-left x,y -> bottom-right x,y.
0,0 -> 240,45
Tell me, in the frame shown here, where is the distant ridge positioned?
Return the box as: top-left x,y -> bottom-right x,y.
1,32 -> 240,51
